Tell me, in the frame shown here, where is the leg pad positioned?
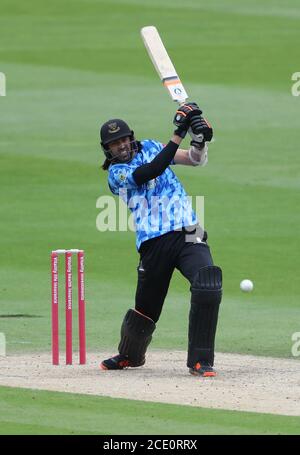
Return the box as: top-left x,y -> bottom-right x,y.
118,309 -> 156,366
187,266 -> 222,368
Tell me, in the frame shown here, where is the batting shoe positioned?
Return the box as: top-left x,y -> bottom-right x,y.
189,362 -> 216,377
100,354 -> 144,370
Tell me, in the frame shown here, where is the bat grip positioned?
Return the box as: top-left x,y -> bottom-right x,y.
177,100 -> 204,143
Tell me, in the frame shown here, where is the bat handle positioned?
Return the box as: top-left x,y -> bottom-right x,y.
178,100 -> 204,143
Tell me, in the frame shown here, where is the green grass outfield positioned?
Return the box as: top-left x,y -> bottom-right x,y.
0,0 -> 300,435
0,386 -> 299,435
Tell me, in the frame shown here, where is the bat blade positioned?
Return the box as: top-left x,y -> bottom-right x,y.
141,26 -> 188,103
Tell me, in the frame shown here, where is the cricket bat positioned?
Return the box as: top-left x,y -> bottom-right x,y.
141,25 -> 202,141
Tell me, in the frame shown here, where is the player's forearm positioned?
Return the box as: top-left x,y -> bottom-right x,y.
133,140 -> 179,185
173,149 -> 193,166
171,134 -> 184,145
174,144 -> 208,167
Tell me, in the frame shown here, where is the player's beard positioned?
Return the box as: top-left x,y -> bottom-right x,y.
117,146 -> 131,162
111,140 -> 139,164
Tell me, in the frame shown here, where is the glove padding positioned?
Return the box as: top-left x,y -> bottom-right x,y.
173,102 -> 202,138
190,116 -> 213,142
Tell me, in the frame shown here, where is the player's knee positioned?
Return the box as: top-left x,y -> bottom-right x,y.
191,265 -> 222,305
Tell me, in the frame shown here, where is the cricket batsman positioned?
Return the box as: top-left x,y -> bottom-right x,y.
99,103 -> 222,377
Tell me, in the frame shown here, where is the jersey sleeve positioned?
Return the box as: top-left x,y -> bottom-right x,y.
144,139 -> 176,165
142,139 -> 164,158
108,164 -> 138,195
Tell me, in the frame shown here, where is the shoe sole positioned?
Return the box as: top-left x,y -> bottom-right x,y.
202,371 -> 216,377
100,358 -> 145,371
99,361 -> 131,370
189,369 -> 216,377
99,362 -> 127,370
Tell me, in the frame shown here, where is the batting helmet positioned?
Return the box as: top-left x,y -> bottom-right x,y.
100,119 -> 134,152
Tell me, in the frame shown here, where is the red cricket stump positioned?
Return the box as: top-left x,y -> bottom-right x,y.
78,251 -> 86,365
51,252 -> 59,365
65,251 -> 73,365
